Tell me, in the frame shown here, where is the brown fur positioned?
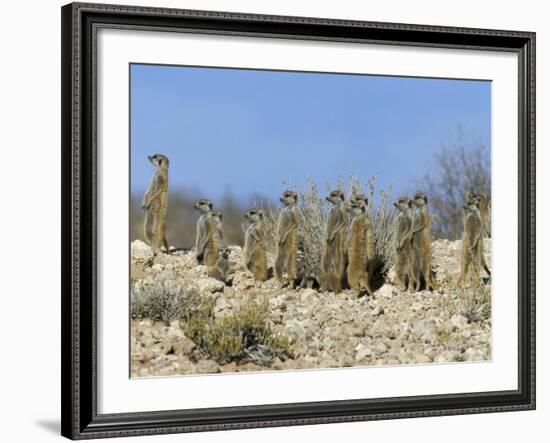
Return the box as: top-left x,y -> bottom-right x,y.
350,194 -> 375,279
274,191 -> 298,286
410,192 -> 436,291
207,247 -> 231,283
458,199 -> 483,287
142,154 -> 169,256
394,197 -> 415,291
202,211 -> 223,267
347,201 -> 373,296
320,190 -> 347,293
465,192 -> 491,277
193,198 -> 213,264
243,209 -> 268,282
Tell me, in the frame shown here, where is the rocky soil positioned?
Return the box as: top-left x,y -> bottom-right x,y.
130,239 -> 491,377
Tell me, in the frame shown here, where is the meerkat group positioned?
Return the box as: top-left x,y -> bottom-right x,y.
141,154 -> 490,292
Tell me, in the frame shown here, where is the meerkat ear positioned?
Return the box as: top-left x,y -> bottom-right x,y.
408,199 -> 413,208
218,213 -> 223,220
424,195 -> 428,204
208,201 -> 213,210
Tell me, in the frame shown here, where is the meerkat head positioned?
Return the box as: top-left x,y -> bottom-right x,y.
348,200 -> 366,218
463,199 -> 480,212
194,199 -> 213,213
465,192 -> 486,207
148,154 -> 169,169
244,208 -> 264,223
280,190 -> 297,206
413,192 -> 428,207
394,196 -> 412,212
218,246 -> 231,259
326,190 -> 345,205
209,211 -> 223,222
351,193 -> 369,207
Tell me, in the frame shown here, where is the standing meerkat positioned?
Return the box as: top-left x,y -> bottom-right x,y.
320,190 -> 347,294
346,200 -> 374,296
142,154 -> 169,256
458,199 -> 483,287
208,246 -> 231,284
393,197 -> 416,291
410,192 -> 436,291
465,191 -> 491,277
274,190 -> 298,287
350,193 -> 375,279
201,211 -> 224,267
193,198 -> 213,264
243,208 -> 268,282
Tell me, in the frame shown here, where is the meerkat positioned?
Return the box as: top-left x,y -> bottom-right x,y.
458,199 -> 483,288
207,246 -> 231,284
243,208 -> 268,282
212,210 -> 224,243
320,190 -> 347,294
274,190 -> 298,287
410,192 -> 437,291
393,197 -> 416,291
350,193 -> 375,279
142,154 -> 169,256
465,191 -> 491,277
346,200 -> 374,296
201,211 -> 224,267
193,198 -> 213,264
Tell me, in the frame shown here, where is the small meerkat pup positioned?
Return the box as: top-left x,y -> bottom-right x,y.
274,190 -> 298,287
201,211 -> 224,267
393,197 -> 416,291
410,192 -> 436,291
346,200 -> 374,296
193,198 -> 213,264
320,190 -> 347,294
243,208 -> 268,282
208,246 -> 231,284
465,191 -> 491,277
142,154 -> 169,256
458,199 -> 483,288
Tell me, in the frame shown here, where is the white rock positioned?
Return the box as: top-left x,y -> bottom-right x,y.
195,278 -> 225,293
371,305 -> 384,316
451,314 -> 468,330
131,240 -> 152,260
355,343 -> 373,361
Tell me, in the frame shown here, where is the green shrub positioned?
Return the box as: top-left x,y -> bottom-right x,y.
179,297 -> 292,365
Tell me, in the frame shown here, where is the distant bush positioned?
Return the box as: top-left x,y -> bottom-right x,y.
416,131 -> 491,240
179,297 -> 292,365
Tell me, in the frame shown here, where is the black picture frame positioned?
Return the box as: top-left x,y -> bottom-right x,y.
61,2 -> 536,439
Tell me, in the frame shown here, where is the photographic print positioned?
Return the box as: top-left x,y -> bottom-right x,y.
129,63 -> 492,377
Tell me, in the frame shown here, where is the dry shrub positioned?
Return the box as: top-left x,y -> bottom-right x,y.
131,283 -> 200,324
179,297 -> 292,365
455,284 -> 491,324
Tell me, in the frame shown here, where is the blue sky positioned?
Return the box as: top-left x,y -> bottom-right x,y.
130,64 -> 490,202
